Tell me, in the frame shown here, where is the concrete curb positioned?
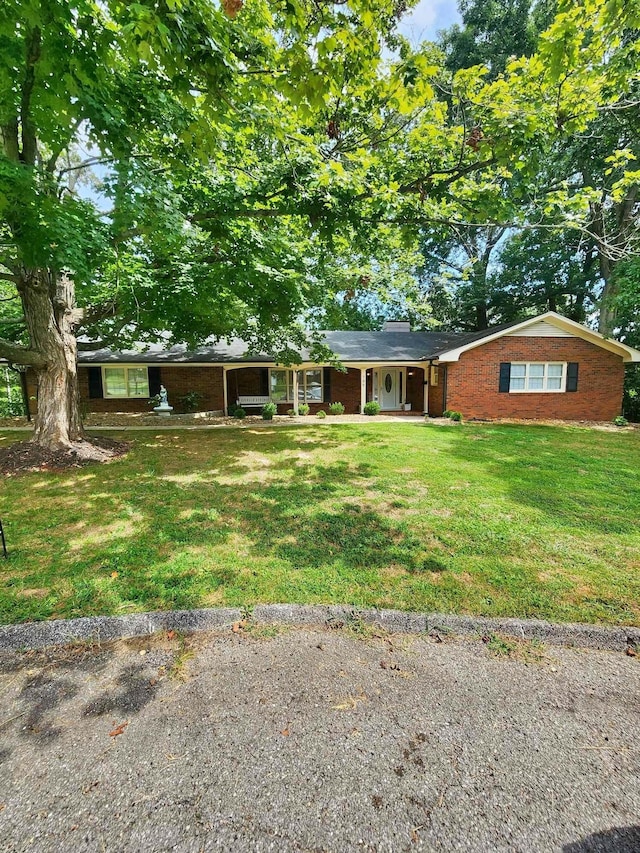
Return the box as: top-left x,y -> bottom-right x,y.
0,608 -> 243,652
1,604 -> 639,653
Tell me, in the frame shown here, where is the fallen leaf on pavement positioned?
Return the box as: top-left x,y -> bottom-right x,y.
332,693 -> 367,711
281,728 -> 290,736
109,722 -> 129,738
626,646 -> 637,657
167,630 -> 176,641
232,620 -> 247,634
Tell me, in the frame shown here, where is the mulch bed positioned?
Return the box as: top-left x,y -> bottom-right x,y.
0,436 -> 130,476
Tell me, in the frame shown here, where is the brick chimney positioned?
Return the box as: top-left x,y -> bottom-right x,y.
382,320 -> 411,332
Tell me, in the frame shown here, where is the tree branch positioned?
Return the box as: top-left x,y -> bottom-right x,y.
397,156 -> 496,196
190,208 -> 299,222
0,337 -> 46,367
58,153 -> 152,177
45,117 -> 84,173
20,26 -> 41,165
77,301 -> 120,323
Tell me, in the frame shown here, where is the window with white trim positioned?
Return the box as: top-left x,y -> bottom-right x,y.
103,366 -> 150,398
269,369 -> 323,402
509,362 -> 565,392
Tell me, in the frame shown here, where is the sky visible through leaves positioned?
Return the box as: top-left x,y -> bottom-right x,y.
398,0 -> 461,42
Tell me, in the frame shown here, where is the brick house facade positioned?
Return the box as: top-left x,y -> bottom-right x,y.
21,313 -> 639,421
445,337 -> 625,421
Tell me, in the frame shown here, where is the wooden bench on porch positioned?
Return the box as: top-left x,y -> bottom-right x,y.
236,395 -> 271,410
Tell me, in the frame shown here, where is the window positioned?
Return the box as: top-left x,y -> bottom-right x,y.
302,369 -> 323,402
269,369 -> 323,402
509,362 -> 565,393
270,369 -> 291,402
103,366 -> 150,398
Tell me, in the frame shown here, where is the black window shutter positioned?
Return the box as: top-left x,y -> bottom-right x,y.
499,362 -> 511,393
148,366 -> 162,396
88,366 -> 103,399
323,367 -> 331,403
566,362 -> 579,392
260,368 -> 269,395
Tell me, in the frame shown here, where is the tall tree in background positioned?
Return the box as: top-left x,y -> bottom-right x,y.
422,0 -> 639,335
529,2 -> 640,335
488,227 -> 599,322
420,225 -> 507,330
441,0 -> 556,78
421,0 -> 554,331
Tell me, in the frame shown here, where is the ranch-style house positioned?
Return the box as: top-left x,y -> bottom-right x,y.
20,311 -> 640,421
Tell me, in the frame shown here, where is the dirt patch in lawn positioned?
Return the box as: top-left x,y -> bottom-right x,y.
0,436 -> 130,476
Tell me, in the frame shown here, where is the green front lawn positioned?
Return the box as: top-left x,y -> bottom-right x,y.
1,422 -> 639,626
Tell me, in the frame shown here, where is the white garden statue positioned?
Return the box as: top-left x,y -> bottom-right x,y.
153,384 -> 173,417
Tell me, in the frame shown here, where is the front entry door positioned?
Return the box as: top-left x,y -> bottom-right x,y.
379,369 -> 400,410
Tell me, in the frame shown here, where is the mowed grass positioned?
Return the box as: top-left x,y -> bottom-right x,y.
1,422 -> 639,626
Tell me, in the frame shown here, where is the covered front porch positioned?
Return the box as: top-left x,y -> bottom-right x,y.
221,363 -> 442,415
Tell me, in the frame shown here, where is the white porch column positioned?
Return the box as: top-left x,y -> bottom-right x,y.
222,366 -> 229,415
292,368 -> 299,415
360,368 -> 367,414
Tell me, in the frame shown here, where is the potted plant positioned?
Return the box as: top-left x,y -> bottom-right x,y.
262,401 -> 277,420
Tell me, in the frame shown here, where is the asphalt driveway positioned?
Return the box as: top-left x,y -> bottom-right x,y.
0,626 -> 638,852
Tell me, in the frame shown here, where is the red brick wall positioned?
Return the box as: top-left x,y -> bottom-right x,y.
330,367 -> 362,413
160,366 -> 225,412
77,365 -> 225,413
406,367 -> 426,412
445,337 -> 625,421
428,365 -> 445,417
230,367 -> 269,399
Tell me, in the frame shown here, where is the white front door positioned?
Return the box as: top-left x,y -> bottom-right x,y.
379,369 -> 400,410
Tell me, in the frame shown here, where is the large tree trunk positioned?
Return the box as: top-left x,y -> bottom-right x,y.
590,185 -> 638,336
18,268 -> 84,450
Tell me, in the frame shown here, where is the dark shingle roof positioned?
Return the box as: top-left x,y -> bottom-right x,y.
77,321 -> 525,365
427,320 -> 525,358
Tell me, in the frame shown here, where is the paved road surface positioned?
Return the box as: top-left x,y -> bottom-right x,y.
1,627 -> 638,852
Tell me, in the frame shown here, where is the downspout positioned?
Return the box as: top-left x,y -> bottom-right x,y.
424,360 -> 431,416
442,362 -> 447,413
